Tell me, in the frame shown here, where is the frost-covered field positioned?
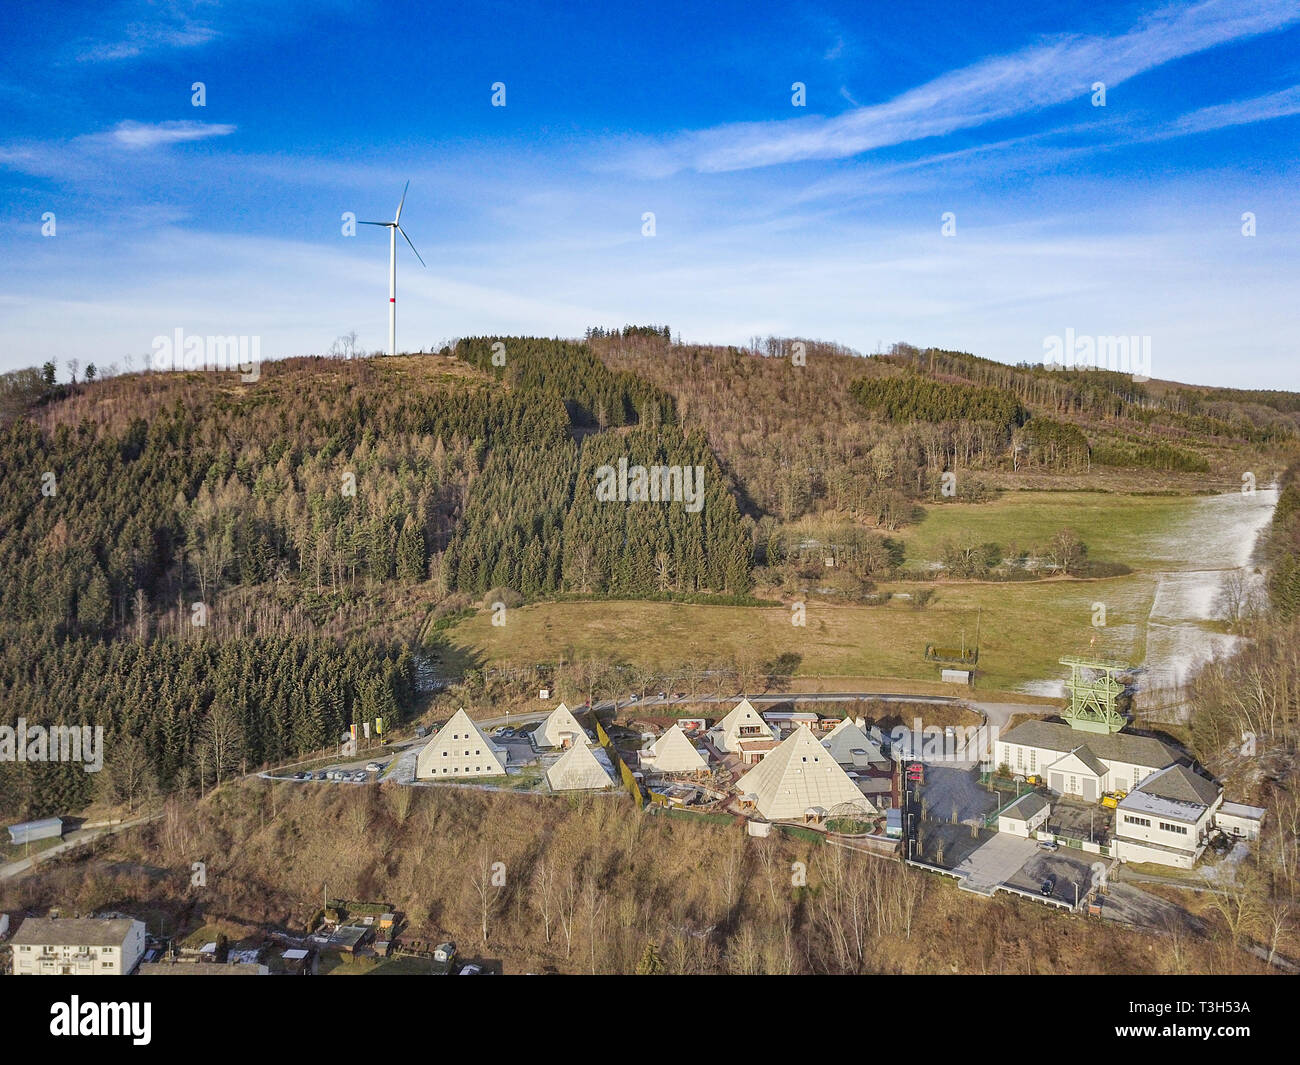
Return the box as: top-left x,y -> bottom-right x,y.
1142,488 -> 1275,698
1012,488 -> 1276,707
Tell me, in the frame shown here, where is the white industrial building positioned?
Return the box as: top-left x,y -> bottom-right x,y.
416,708 -> 507,779
11,917 -> 146,975
640,723 -> 707,774
1112,764 -> 1223,869
708,699 -> 775,762
1216,802 -> 1265,841
532,703 -> 588,749
735,725 -> 877,822
546,741 -> 614,791
997,792 -> 1050,837
994,720 -> 1177,801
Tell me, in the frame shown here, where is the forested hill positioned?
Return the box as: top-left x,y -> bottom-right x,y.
0,339 -> 750,820
0,333 -> 1295,822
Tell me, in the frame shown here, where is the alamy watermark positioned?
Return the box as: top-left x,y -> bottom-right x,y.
1043,328 -> 1150,382
0,718 -> 103,772
150,328 -> 261,381
595,457 -> 705,513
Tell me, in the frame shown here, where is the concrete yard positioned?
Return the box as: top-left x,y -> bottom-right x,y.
1005,849 -> 1099,906
952,833 -> 1041,895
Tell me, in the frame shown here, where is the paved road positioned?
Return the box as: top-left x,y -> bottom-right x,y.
0,813 -> 161,882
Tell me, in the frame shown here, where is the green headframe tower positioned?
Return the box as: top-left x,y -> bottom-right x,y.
1059,656 -> 1127,734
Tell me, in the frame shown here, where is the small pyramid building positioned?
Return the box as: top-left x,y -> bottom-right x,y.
821,718 -> 887,768
533,703 -> 588,748
708,698 -> 774,753
546,742 -> 614,791
643,723 -> 707,773
736,725 -> 876,821
416,708 -> 507,779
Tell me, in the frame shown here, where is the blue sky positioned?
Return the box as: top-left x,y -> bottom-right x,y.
1,0 -> 1298,386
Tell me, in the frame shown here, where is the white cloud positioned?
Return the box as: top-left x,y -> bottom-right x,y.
107,120 -> 237,149
608,0 -> 1300,176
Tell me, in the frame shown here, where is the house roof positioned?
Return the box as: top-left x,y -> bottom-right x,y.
415,708 -> 507,777
710,699 -> 773,740
646,724 -> 707,773
1001,793 -> 1049,821
546,741 -> 614,791
735,725 -> 876,821
999,720 -> 1177,769
1049,744 -> 1106,777
821,718 -> 886,765
1134,764 -> 1220,807
11,917 -> 139,947
532,704 -> 588,748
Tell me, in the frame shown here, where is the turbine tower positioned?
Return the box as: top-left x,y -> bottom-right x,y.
359,181 -> 425,357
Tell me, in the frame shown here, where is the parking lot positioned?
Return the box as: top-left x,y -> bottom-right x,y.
1004,848 -> 1099,906
920,765 -> 1000,825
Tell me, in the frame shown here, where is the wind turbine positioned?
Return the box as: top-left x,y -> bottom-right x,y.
358,181 -> 425,357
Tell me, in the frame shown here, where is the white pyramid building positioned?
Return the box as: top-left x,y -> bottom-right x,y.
821,717 -> 887,767
546,741 -> 614,791
642,723 -> 707,773
735,725 -> 877,821
416,708 -> 507,779
533,703 -> 588,748
708,698 -> 773,753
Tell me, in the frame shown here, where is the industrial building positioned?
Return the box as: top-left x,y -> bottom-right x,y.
1112,764 -> 1224,869
415,708 -> 507,779
994,719 -> 1177,801
11,917 -> 147,975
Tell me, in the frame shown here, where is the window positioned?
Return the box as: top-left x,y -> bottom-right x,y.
1029,750 -> 1037,771
1159,822 -> 1189,835
1016,747 -> 1024,769
1124,814 -> 1150,827
101,961 -> 113,969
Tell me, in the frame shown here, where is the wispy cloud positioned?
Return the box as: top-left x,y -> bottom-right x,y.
75,1 -> 220,62
608,0 -> 1300,176
1166,83 -> 1300,135
106,120 -> 237,149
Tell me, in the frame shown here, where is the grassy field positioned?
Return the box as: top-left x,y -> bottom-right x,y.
449,577 -> 1156,693
896,491 -> 1192,566
446,488 -> 1264,695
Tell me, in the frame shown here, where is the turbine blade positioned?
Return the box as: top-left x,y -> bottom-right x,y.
398,225 -> 426,267
395,180 -> 410,223
356,220 -> 390,226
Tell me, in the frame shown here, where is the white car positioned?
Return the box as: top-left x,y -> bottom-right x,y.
459,964 -> 482,975
365,762 -> 382,772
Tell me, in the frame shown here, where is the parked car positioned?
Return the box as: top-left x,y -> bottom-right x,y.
459,964 -> 482,975
627,693 -> 638,702
354,771 -> 369,782
657,691 -> 667,699
1040,876 -> 1056,896
316,771 -> 328,780
1037,839 -> 1058,851
365,762 -> 382,772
